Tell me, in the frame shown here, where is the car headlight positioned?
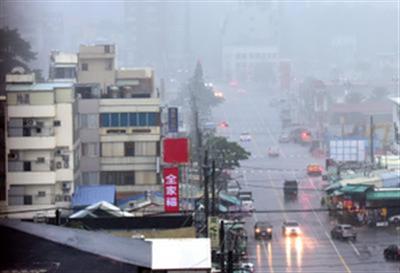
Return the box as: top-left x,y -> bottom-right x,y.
267,228 -> 272,233
255,228 -> 260,233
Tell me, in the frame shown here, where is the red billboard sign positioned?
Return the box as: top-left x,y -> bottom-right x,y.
163,167 -> 180,213
163,138 -> 189,164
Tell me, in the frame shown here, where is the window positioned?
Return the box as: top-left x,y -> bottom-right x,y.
81,143 -> 98,157
120,113 -> 128,126
135,142 -> 157,156
80,114 -> 98,129
138,113 -> 147,126
100,113 -> 110,127
125,142 -> 135,156
17,94 -> 29,104
148,112 -> 158,126
111,113 -> 119,127
105,59 -> 113,71
82,63 -> 88,71
101,142 -> 124,157
82,172 -> 99,185
129,113 -> 137,126
23,195 -> 32,205
104,45 -> 110,53
23,161 -> 31,171
100,171 -> 135,185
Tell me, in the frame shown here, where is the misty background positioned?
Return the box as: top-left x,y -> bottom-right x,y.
0,0 -> 398,84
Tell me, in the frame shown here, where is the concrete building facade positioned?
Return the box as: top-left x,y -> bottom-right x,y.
5,71 -> 78,209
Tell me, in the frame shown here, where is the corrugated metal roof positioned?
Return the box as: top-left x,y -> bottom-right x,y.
6,82 -> 73,92
72,185 -> 116,207
366,189 -> 400,201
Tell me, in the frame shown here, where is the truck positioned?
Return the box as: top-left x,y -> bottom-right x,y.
283,180 -> 298,200
238,191 -> 254,213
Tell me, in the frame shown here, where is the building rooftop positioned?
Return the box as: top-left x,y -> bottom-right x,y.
6,82 -> 73,92
72,185 -> 116,208
50,51 -> 78,64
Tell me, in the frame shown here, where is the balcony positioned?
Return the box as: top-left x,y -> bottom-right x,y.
8,171 -> 56,185
101,156 -> 157,171
7,105 -> 56,118
8,136 -> 56,150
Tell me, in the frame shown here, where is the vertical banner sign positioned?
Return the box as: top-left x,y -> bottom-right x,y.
163,167 -> 180,213
168,107 -> 178,133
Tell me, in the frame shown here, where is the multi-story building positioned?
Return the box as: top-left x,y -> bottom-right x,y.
0,87 -> 6,207
77,44 -> 116,92
49,51 -> 78,83
5,69 -> 78,209
76,68 -> 161,193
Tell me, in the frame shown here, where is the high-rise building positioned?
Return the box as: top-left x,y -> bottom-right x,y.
5,69 -> 79,212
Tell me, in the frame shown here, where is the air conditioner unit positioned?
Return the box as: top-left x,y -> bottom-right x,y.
53,120 -> 61,127
24,119 -> 35,127
36,157 -> 45,163
63,195 -> 71,202
55,194 -> 63,202
56,161 -> 63,169
8,152 -> 19,160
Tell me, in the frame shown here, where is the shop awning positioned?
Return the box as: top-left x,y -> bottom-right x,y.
366,189 -> 400,201
325,182 -> 342,193
219,192 -> 241,206
340,184 -> 371,194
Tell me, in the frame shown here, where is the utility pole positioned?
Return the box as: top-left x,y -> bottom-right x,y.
220,220 -> 225,273
227,250 -> 233,273
203,150 -> 209,237
370,116 -> 375,165
211,160 -> 216,216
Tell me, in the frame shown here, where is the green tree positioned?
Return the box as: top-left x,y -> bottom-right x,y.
189,61 -> 222,114
0,28 -> 36,81
206,136 -> 251,191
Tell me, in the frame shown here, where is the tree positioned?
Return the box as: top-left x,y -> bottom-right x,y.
206,136 -> 251,191
0,28 -> 36,81
189,61 -> 223,115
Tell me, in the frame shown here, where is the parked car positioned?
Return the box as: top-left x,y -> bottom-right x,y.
330,224 -> 357,241
389,215 -> 400,225
307,164 -> 323,176
282,220 -> 301,236
268,146 -> 280,157
279,132 -> 291,143
383,245 -> 400,261
254,221 -> 273,240
238,191 -> 254,212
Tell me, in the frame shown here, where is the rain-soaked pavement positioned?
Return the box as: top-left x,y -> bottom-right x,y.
212,84 -> 400,273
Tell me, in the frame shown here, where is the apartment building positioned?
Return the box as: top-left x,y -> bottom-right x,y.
77,44 -> 116,92
76,68 -> 161,193
49,51 -> 78,83
0,88 -> 6,207
5,70 -> 78,209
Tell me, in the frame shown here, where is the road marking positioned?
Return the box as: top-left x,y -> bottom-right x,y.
349,240 -> 360,256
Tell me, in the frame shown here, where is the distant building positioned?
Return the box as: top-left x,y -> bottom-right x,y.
5,69 -> 79,212
49,51 -> 78,83
0,86 -> 6,206
77,44 -> 116,92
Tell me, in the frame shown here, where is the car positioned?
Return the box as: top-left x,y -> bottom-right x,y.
239,262 -> 254,273
307,164 -> 323,176
219,121 -> 229,128
383,244 -> 400,261
330,224 -> 357,241
283,180 -> 298,200
239,132 -> 252,142
279,132 -> 291,143
282,220 -> 301,236
389,215 -> 400,225
254,221 -> 273,240
268,146 -> 280,157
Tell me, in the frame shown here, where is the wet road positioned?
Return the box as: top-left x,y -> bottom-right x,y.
211,85 -> 400,273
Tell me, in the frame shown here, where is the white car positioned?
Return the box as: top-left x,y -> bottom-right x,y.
268,146 -> 280,157
240,262 -> 254,273
389,215 -> 400,225
282,221 -> 301,236
240,132 -> 252,142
